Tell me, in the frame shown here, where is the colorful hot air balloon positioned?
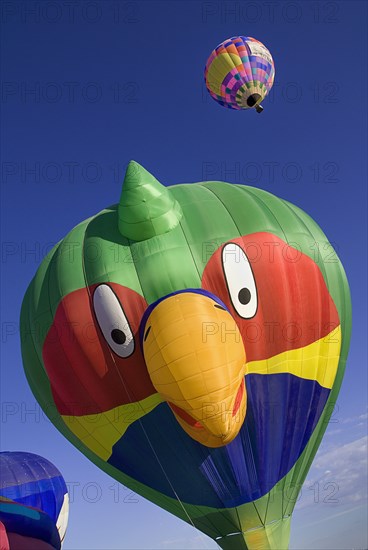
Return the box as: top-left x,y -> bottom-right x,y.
20,161 -> 351,549
205,36 -> 275,113
0,452 -> 69,546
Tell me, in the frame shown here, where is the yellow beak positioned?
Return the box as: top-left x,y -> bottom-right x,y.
142,292 -> 247,447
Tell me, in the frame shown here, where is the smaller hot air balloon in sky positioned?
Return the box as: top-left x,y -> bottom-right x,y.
0,452 -> 69,548
205,36 -> 275,113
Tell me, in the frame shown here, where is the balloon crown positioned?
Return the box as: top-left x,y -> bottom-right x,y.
118,160 -> 182,241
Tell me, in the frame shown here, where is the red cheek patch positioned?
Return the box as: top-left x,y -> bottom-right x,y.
42,284 -> 156,416
202,232 -> 340,362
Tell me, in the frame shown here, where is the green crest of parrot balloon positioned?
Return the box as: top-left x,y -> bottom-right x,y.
20,36 -> 351,550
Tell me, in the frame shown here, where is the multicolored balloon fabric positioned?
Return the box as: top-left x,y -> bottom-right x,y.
0,498 -> 61,550
205,36 -> 275,112
0,452 -> 68,547
20,161 -> 351,550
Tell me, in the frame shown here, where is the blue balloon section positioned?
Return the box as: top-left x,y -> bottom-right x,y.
109,373 -> 330,507
0,452 -> 67,525
0,452 -> 68,548
0,499 -> 61,549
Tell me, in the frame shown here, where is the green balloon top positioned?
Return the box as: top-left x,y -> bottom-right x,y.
118,161 -> 182,241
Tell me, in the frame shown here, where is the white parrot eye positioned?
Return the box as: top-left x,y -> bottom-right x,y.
222,243 -> 258,319
93,284 -> 134,358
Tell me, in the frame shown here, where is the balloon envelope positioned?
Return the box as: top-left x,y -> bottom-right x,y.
20,162 -> 351,549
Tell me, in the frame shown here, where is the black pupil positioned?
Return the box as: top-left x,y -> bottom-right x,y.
111,329 -> 126,345
238,288 -> 251,305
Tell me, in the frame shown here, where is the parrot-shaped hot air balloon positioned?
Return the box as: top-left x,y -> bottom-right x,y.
20,161 -> 351,549
205,36 -> 275,113
0,452 -> 68,548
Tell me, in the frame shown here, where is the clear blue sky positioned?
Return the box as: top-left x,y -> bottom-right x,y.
1,1 -> 367,548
